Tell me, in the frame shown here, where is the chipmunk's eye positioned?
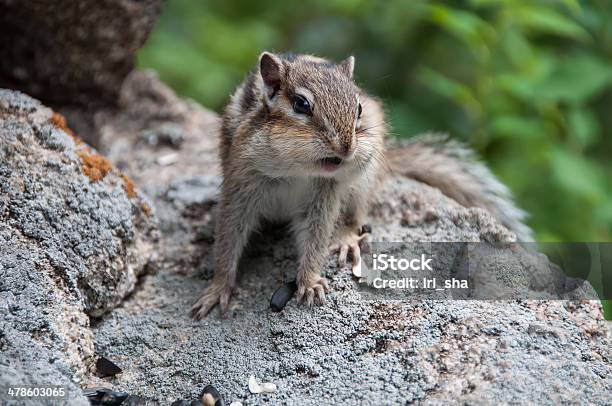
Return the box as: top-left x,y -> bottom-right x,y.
357,103 -> 362,119
291,94 -> 312,116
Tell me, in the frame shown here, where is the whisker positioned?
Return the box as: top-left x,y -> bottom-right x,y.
357,121 -> 387,134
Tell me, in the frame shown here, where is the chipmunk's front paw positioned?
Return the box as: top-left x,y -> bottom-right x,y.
297,277 -> 330,307
189,282 -> 233,320
329,227 -> 370,277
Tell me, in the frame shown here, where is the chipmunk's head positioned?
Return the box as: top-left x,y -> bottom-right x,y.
253,52 -> 375,177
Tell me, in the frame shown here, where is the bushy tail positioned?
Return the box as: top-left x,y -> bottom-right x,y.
387,133 -> 534,242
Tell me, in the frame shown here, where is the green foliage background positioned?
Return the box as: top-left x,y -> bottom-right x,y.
138,0 -> 611,317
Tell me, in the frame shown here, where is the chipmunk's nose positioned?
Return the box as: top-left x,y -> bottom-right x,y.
338,133 -> 356,160
330,142 -> 354,161
326,129 -> 356,159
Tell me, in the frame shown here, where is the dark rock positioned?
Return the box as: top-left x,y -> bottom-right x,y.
96,356 -> 123,378
0,0 -> 162,120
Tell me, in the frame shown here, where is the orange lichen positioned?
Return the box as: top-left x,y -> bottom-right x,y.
50,112 -> 144,208
50,112 -> 81,144
50,112 -> 111,182
78,149 -> 112,182
50,111 -> 67,129
121,173 -> 137,199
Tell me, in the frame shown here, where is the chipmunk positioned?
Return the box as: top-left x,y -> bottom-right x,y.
190,52 -> 532,319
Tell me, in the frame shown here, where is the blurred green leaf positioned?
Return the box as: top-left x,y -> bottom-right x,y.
495,73 -> 536,100
418,68 -> 482,118
568,107 -> 600,148
468,0 -> 506,8
604,300 -> 612,320
427,4 -> 495,60
490,115 -> 547,139
513,5 -> 590,41
535,55 -> 612,104
560,0 -> 582,14
500,29 -> 535,69
550,147 -> 605,201
387,101 -> 439,137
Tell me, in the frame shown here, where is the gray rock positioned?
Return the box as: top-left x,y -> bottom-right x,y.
0,89 -> 157,404
85,72 -> 609,405
0,73 -> 609,406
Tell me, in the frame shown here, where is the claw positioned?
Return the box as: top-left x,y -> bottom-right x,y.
219,289 -> 232,318
306,288 -> 314,307
313,284 -> 326,305
190,295 -> 218,321
190,283 -> 232,320
297,277 -> 329,307
297,284 -> 306,301
332,230 -> 370,277
339,244 -> 349,267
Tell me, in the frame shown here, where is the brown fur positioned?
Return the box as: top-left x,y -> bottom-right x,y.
191,52 -> 387,319
388,134 -> 533,241
190,52 -> 531,320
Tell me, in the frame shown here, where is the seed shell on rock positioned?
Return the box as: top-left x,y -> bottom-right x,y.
261,382 -> 277,393
248,375 -> 262,394
83,387 -> 128,405
96,356 -> 122,377
270,280 -> 298,312
248,375 -> 277,394
200,384 -> 225,406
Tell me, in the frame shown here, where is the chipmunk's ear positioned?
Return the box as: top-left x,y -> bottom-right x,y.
259,52 -> 283,97
338,56 -> 355,79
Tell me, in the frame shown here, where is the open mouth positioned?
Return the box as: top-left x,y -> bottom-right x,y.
320,157 -> 343,171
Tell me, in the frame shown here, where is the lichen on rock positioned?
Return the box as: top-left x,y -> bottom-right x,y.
1,71 -> 610,404
85,73 -> 610,405
0,89 -> 158,404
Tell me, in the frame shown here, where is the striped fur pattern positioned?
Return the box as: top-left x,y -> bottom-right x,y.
387,134 -> 534,242
191,52 -> 387,319
190,52 -> 533,320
